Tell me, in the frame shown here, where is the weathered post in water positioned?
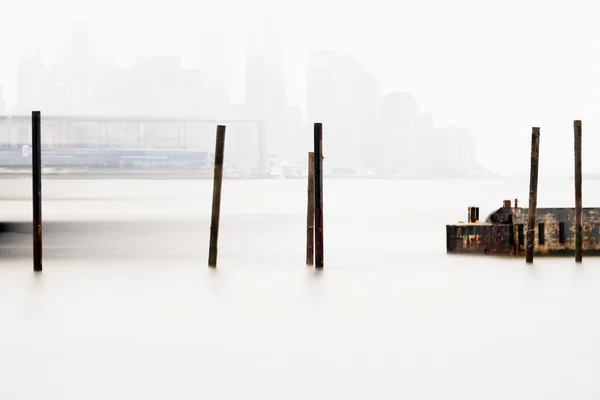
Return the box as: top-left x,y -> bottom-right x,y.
306,151 -> 315,265
526,127 -> 540,264
574,120 -> 583,262
32,111 -> 42,272
208,125 -> 226,268
314,123 -> 324,268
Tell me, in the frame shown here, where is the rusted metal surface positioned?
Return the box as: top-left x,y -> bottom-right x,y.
467,206 -> 480,223
446,222 -> 515,256
446,201 -> 600,257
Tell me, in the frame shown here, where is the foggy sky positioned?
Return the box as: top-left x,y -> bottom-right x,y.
1,0 -> 599,175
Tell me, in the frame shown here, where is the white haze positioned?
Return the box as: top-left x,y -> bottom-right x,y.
1,2 -> 600,398
2,0 -> 600,175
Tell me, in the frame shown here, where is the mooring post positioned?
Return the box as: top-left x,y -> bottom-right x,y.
574,120 -> 583,263
526,127 -> 540,264
208,125 -> 226,268
314,123 -> 324,268
306,151 -> 315,265
32,111 -> 42,272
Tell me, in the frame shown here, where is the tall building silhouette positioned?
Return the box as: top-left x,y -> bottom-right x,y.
307,51 -> 380,168
196,29 -> 232,106
16,53 -> 46,113
5,16 -> 481,176
0,85 -> 7,147
60,21 -> 96,115
284,104 -> 305,164
244,16 -> 287,159
379,92 -> 420,173
306,51 -> 336,128
0,85 -> 6,114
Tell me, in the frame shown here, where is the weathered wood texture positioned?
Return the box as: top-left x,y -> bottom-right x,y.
208,125 -> 226,268
313,123 -> 324,268
306,152 -> 315,265
32,111 -> 42,272
574,120 -> 582,262
526,127 -> 540,263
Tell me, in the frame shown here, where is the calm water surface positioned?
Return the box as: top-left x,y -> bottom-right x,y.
0,177 -> 599,399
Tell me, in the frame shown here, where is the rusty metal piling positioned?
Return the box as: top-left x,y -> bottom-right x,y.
32,111 -> 42,272
574,120 -> 583,262
208,125 -> 226,268
526,127 -> 540,264
306,152 -> 315,265
313,123 -> 324,268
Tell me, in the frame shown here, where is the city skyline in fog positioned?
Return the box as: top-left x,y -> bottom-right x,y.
0,19 -> 481,177
1,0 -> 600,176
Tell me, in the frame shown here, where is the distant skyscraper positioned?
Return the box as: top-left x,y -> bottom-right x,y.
195,29 -> 232,103
58,21 -> 96,114
284,104 -> 305,164
16,54 -> 46,113
0,85 -> 6,114
380,92 -> 421,172
244,17 -> 287,159
0,85 -> 6,145
306,51 -> 337,127
245,14 -> 286,78
454,127 -> 477,172
306,51 -> 380,168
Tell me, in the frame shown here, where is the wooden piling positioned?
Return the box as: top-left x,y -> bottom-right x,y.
574,120 -> 583,263
306,152 -> 315,265
526,127 -> 540,264
208,125 -> 226,268
313,123 -> 324,268
32,111 -> 42,272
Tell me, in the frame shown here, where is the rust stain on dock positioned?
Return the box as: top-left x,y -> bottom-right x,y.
446,200 -> 600,256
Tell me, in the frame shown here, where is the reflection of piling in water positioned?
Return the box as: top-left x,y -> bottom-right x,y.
208,125 -> 226,268
526,127 -> 540,264
306,152 -> 315,266
32,111 -> 42,272
574,120 -> 583,263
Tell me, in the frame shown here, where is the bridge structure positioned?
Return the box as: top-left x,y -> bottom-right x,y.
0,115 -> 268,175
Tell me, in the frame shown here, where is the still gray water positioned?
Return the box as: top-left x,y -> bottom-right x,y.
1,177 -> 599,399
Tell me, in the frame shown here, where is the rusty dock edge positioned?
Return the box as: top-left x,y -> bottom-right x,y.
446,199 -> 600,257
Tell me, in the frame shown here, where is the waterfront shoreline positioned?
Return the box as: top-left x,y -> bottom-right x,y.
0,169 -> 502,180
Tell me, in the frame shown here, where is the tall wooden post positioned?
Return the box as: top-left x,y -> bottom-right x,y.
32,111 -> 42,272
574,120 -> 583,262
306,152 -> 315,265
208,125 -> 226,268
526,127 -> 540,264
313,123 -> 324,268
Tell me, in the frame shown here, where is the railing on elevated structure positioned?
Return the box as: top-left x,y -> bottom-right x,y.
0,114 -> 268,175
